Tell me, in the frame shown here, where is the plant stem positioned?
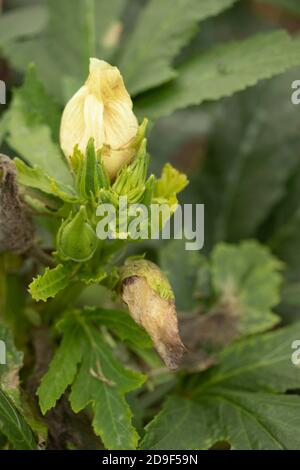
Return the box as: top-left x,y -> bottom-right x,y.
43,281 -> 86,324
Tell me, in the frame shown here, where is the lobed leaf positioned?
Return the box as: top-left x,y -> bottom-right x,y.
142,323 -> 300,449
211,241 -> 282,335
69,329 -> 145,450
82,307 -> 152,350
135,31 -> 300,119
120,0 -> 239,95
37,318 -> 83,414
38,310 -> 146,449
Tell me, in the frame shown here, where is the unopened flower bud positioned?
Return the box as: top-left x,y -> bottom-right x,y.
120,259 -> 185,370
57,206 -> 97,262
60,58 -> 139,180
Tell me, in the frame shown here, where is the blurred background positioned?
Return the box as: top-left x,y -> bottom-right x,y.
1,0 -> 300,321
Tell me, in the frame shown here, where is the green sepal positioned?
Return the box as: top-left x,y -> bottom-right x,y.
133,118 -> 149,150
98,188 -> 120,206
76,139 -> 103,200
141,174 -> 155,206
96,149 -> 111,190
112,139 -> 149,203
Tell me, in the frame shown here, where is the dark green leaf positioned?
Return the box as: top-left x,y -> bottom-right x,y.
142,323 -> 300,449
0,390 -> 37,450
120,0 -> 238,95
135,31 -> 300,119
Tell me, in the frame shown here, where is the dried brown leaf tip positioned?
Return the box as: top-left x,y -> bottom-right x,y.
119,259 -> 185,370
0,154 -> 33,254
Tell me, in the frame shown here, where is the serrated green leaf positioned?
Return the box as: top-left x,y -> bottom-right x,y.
37,318 -> 83,415
5,67 -> 72,186
64,313 -> 146,450
37,310 -> 146,449
69,330 -> 145,450
196,70 -> 300,247
120,0 -> 238,96
78,267 -> 107,286
29,264 -> 76,302
15,158 -> 76,203
82,307 -> 152,349
0,390 -> 37,450
211,241 -> 282,335
142,391 -> 300,450
142,323 -> 300,450
135,31 -> 300,119
198,322 -> 300,393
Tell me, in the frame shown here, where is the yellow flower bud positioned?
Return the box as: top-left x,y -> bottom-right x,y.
60,58 -> 138,179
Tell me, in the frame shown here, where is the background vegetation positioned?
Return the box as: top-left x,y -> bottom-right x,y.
1,0 -> 300,450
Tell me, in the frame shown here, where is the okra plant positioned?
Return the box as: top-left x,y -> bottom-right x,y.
1,0 -> 300,451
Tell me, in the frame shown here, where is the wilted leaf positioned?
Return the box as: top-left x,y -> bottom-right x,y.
0,155 -> 34,254
210,241 -> 282,335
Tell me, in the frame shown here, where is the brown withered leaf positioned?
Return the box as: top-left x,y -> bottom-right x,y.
179,306 -> 239,372
122,276 -> 185,370
0,154 -> 33,254
180,308 -> 238,351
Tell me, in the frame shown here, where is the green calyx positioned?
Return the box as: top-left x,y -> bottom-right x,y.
57,206 -> 97,262
71,139 -> 111,201
112,139 -> 149,204
119,258 -> 175,301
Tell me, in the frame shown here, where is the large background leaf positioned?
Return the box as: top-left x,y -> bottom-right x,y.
142,323 -> 300,449
119,0 -> 239,96
135,31 -> 300,119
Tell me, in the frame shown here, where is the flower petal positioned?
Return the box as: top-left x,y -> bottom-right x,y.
60,86 -> 88,158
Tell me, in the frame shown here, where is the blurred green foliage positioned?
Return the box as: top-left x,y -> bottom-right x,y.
1,0 -> 300,450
